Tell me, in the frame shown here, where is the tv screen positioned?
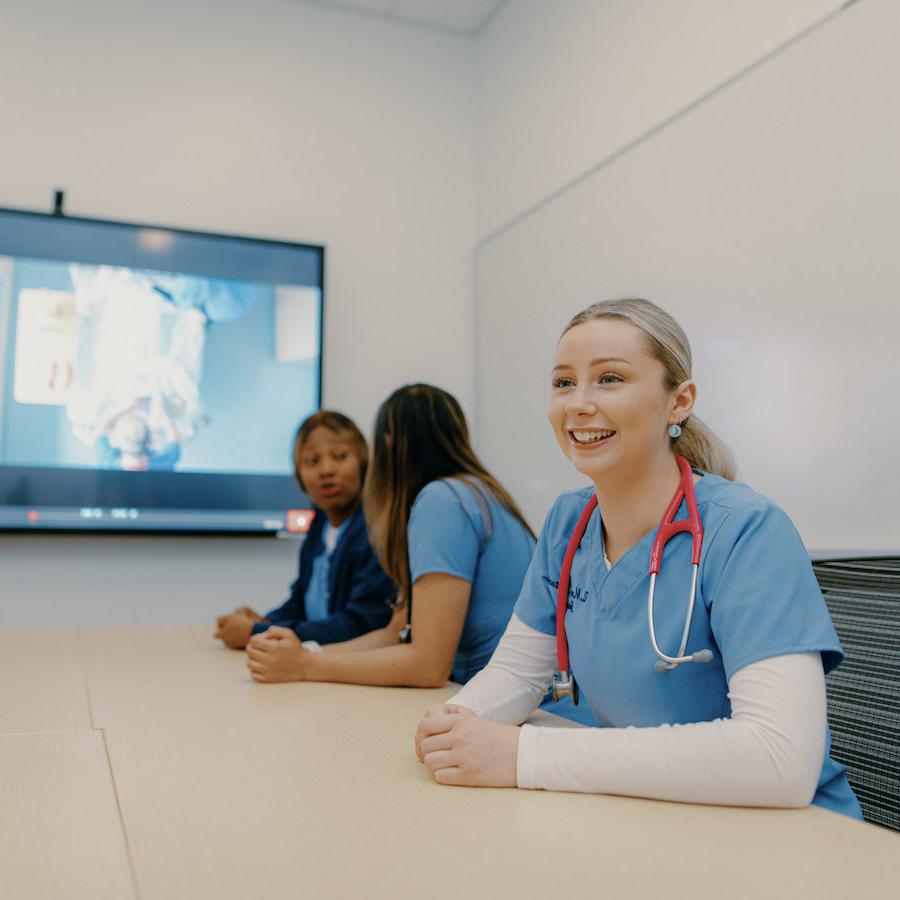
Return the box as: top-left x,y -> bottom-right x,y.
0,206 -> 323,533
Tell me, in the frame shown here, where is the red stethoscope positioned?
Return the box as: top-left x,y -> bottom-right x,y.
551,455 -> 714,705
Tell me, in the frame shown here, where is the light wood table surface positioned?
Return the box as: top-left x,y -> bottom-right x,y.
0,629 -> 92,733
1,624 -> 898,900
0,730 -> 136,899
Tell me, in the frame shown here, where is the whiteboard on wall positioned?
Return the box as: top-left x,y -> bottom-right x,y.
475,2 -> 900,552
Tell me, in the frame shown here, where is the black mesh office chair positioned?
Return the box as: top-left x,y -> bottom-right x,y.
812,557 -> 900,831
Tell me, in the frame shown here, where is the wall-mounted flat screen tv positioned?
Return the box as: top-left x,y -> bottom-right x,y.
0,205 -> 323,533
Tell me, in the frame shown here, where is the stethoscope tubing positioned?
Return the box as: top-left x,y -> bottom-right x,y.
647,565 -> 711,671
555,492 -> 598,675
552,456 -> 713,703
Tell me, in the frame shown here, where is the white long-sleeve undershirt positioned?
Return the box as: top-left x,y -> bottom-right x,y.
448,615 -> 826,808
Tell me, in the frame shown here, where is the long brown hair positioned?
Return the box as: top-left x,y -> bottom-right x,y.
292,410 -> 369,492
364,384 -> 534,603
563,298 -> 736,479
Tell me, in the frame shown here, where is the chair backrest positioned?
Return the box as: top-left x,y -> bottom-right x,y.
812,557 -> 900,831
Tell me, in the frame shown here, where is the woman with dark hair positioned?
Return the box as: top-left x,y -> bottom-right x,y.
214,410 -> 393,651
244,384 -> 536,689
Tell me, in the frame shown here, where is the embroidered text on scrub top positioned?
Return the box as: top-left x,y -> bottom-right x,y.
542,575 -> 591,610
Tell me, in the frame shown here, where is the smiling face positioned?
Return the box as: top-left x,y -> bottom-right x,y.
297,426 -> 364,525
549,317 -> 695,485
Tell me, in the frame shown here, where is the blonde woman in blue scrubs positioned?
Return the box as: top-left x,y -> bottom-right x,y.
415,298 -> 860,817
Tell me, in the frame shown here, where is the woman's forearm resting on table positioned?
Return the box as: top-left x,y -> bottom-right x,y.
305,639 -> 452,688
447,617 -> 827,808
249,576 -> 467,688
309,582 -> 463,686
248,624 -> 451,687
320,610 -> 404,654
521,653 -> 825,806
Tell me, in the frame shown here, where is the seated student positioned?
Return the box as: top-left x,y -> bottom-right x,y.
214,411 -> 393,651
244,384 -> 536,690
414,298 -> 861,818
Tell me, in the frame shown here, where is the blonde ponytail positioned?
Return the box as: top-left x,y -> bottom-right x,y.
675,415 -> 735,480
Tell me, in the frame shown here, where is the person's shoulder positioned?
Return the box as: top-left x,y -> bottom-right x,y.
416,476 -> 491,511
548,484 -> 595,518
697,473 -> 797,538
303,508 -> 327,543
412,478 -> 458,510
334,504 -> 367,547
341,503 -> 366,532
408,480 -> 474,531
697,473 -> 779,516
540,485 -> 596,549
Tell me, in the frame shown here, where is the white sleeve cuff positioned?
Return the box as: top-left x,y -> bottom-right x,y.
516,723 -> 543,789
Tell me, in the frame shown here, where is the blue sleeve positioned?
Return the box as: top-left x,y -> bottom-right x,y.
408,481 -> 481,584
512,499 -> 565,637
253,578 -> 304,634
252,545 -> 309,635
701,501 -> 844,681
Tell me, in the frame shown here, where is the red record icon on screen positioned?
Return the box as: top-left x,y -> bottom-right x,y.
286,509 -> 316,533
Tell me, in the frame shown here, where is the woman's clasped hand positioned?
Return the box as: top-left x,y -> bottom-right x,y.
245,626 -> 311,683
415,704 -> 519,787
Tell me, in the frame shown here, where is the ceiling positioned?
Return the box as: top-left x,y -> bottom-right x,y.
294,0 -> 507,36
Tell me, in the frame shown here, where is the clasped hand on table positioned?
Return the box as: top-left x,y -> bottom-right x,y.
213,606 -> 265,650
245,626 -> 310,682
414,703 -> 520,788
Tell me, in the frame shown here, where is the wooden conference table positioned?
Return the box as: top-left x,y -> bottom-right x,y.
1,625 -> 898,900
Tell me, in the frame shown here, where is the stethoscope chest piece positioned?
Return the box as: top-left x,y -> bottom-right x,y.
551,669 -> 579,705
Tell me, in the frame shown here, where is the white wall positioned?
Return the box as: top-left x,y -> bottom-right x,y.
0,0 -> 476,626
3,0 -> 895,628
473,0 -> 900,551
475,0 -> 842,237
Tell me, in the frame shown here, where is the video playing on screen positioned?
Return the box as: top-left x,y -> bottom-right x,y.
0,207 -> 323,532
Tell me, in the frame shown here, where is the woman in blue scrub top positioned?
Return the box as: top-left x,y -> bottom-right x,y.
214,411 -> 393,651
245,384 -> 539,691
415,299 -> 860,818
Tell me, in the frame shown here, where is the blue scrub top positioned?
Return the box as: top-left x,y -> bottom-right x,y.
408,478 -> 535,685
513,473 -> 861,818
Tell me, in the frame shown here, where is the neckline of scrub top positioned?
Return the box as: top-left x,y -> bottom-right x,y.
591,472 -> 707,615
